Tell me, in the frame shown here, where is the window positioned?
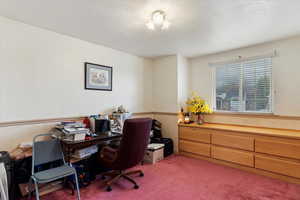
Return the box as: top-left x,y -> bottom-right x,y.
214,57 -> 272,113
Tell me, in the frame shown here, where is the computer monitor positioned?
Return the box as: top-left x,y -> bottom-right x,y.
95,119 -> 110,133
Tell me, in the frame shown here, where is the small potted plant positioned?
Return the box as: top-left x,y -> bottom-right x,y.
186,92 -> 213,124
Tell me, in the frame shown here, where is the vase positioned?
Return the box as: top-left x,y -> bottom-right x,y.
196,114 -> 204,125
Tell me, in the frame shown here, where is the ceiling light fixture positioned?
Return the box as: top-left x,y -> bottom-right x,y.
146,10 -> 170,30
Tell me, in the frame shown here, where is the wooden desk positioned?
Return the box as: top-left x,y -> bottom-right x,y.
61,132 -> 122,163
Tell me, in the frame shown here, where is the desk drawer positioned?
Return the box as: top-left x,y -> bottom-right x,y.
179,140 -> 210,157
255,155 -> 300,178
255,139 -> 300,160
179,127 -> 211,143
212,134 -> 254,151
212,146 -> 254,167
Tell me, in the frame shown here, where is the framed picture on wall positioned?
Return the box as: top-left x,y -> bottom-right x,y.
85,62 -> 113,91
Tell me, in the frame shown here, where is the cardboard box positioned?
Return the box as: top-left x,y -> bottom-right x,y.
144,145 -> 164,164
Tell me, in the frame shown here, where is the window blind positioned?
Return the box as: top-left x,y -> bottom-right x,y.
215,57 -> 272,113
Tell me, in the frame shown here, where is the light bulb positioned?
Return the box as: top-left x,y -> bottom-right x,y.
146,10 -> 171,30
152,12 -> 164,25
146,21 -> 155,30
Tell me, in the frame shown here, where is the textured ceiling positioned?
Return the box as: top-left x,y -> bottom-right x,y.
0,0 -> 300,57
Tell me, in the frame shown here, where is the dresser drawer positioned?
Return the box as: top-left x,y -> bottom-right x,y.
179,127 -> 211,143
212,146 -> 254,167
212,133 -> 254,151
179,140 -> 211,157
255,139 -> 300,160
255,155 -> 300,178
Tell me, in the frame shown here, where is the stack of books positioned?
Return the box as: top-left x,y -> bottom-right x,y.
55,121 -> 90,141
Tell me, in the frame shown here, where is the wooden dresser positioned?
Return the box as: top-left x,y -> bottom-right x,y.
178,123 -> 300,184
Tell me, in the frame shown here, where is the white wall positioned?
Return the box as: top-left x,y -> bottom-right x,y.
153,114 -> 179,152
151,56 -> 179,152
0,16 -> 153,151
2,15 -> 300,153
153,37 -> 300,153
188,36 -> 300,130
0,16 -> 153,122
190,36 -> 300,117
152,56 -> 178,112
177,54 -> 190,108
152,54 -> 191,113
151,55 -> 191,152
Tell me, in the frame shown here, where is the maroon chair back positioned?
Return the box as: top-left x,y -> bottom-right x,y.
114,118 -> 152,170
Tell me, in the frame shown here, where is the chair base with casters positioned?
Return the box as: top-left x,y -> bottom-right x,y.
101,169 -> 144,192
98,118 -> 152,193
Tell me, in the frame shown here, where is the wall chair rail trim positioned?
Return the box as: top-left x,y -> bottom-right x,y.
1,112 -> 300,128
0,112 -> 153,128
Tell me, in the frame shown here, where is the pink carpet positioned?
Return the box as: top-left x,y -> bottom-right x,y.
43,155 -> 300,200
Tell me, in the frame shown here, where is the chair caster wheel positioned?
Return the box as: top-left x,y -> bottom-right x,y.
134,185 -> 139,189
106,186 -> 112,192
139,172 -> 144,177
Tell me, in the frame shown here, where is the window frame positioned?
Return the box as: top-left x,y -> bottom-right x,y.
211,57 -> 274,114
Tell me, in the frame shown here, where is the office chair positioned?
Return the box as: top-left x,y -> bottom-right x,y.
99,118 -> 152,192
29,133 -> 80,200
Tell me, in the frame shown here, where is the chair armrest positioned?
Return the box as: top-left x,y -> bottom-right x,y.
100,146 -> 118,163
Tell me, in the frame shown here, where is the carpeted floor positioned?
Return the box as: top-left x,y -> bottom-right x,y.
42,155 -> 300,200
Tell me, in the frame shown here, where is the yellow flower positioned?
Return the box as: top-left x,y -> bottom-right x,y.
186,92 -> 213,114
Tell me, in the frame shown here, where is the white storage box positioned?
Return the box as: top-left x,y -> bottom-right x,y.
73,145 -> 98,159
143,143 -> 164,164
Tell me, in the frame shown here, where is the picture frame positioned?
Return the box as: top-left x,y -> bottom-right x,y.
85,62 -> 113,91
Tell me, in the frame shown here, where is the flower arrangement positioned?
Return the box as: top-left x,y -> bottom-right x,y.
186,92 -> 212,124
